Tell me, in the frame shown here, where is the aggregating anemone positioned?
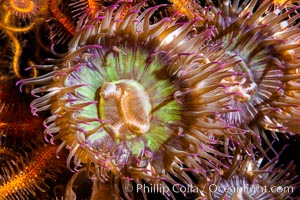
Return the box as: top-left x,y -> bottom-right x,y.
205,149 -> 299,200
0,0 -> 299,199
194,0 -> 300,136
17,2 -> 246,198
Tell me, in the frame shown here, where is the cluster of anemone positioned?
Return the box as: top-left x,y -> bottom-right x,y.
205,149 -> 299,200
5,0 -> 300,199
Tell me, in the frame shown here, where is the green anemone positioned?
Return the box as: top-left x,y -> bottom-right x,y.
65,47 -> 180,155
17,2 -> 243,199
196,0 -> 300,135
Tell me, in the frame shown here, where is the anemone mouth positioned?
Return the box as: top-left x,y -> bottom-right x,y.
219,44 -> 284,126
98,79 -> 152,137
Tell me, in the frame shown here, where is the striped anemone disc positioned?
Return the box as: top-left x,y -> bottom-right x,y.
2,0 -> 48,23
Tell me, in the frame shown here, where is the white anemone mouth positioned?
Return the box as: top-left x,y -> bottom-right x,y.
98,80 -> 152,137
